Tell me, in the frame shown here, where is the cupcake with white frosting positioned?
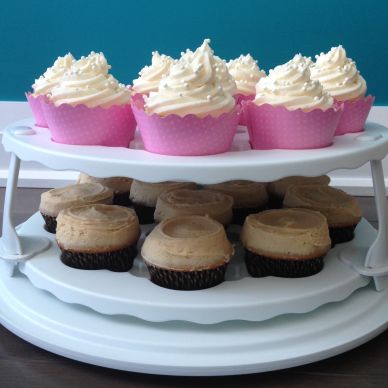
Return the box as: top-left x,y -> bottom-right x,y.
26,53 -> 75,127
244,57 -> 342,149
42,51 -> 136,147
131,39 -> 239,156
311,45 -> 374,135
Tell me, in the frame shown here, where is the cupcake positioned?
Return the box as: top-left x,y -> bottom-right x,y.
154,189 -> 233,226
132,51 -> 173,95
57,204 -> 139,271
204,180 -> 268,225
129,180 -> 196,224
42,51 -> 136,147
283,185 -> 362,245
131,39 -> 239,156
266,175 -> 330,208
27,53 -> 75,127
311,45 -> 374,135
39,183 -> 113,233
244,57 -> 342,149
240,209 -> 331,277
141,215 -> 233,290
78,173 -> 133,207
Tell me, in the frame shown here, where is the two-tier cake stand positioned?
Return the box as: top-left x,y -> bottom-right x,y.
0,118 -> 387,376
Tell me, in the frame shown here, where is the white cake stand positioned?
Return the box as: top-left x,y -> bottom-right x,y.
0,118 -> 388,375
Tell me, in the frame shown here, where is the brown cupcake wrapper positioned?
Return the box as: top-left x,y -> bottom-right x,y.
233,205 -> 267,225
144,261 -> 228,290
112,192 -> 132,207
244,249 -> 324,278
41,212 -> 57,233
132,203 -> 156,224
329,224 -> 357,247
60,245 -> 137,272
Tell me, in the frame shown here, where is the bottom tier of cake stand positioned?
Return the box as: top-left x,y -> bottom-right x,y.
0,270 -> 387,376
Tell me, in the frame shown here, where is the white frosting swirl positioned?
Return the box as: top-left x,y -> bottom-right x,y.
145,40 -> 235,117
227,54 -> 266,96
132,51 -> 173,94
214,56 -> 237,95
290,53 -> 313,68
32,53 -> 75,96
311,45 -> 367,101
50,51 -> 131,108
254,58 -> 333,111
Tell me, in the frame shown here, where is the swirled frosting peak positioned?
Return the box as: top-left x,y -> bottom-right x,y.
290,53 -> 313,68
50,51 -> 131,108
254,58 -> 333,111
132,51 -> 173,94
145,40 -> 235,117
32,53 -> 75,96
310,45 -> 367,101
227,54 -> 266,96
214,56 -> 237,95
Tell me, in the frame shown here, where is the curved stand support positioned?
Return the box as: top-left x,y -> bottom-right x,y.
0,153 -> 50,277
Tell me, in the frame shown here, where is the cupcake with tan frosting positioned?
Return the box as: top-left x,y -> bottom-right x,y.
131,39 -> 239,156
57,204 -> 139,271
240,208 -> 331,277
311,45 -> 374,135
204,180 -> 268,225
154,189 -> 233,226
78,173 -> 133,207
141,215 -> 233,290
39,183 -> 113,233
42,51 -> 136,147
244,56 -> 342,149
283,185 -> 362,245
130,180 -> 196,224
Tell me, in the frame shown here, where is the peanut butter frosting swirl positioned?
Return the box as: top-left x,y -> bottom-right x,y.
39,183 -> 113,217
267,175 -> 330,199
50,51 -> 131,108
130,180 -> 196,207
310,45 -> 367,101
227,54 -> 266,96
204,180 -> 268,208
145,39 -> 235,117
240,209 -> 331,259
132,51 -> 173,94
283,185 -> 362,227
32,53 -> 75,96
154,189 -> 233,225
141,215 -> 233,270
78,173 -> 133,194
56,204 -> 139,251
254,58 -> 333,112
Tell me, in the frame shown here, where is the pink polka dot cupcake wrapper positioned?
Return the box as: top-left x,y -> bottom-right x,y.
131,97 -> 240,156
334,95 -> 375,136
41,100 -> 137,147
25,93 -> 48,128
234,93 -> 254,126
243,101 -> 343,150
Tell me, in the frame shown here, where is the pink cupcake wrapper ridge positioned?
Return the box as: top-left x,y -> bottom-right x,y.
26,92 -> 48,127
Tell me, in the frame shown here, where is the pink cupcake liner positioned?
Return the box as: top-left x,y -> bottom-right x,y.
334,95 -> 374,136
243,101 -> 343,150
235,93 -> 254,126
25,93 -> 48,127
41,100 -> 136,147
131,97 -> 240,156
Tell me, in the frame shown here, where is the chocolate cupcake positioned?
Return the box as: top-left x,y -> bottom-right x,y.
283,185 -> 362,245
204,180 -> 268,225
141,215 -> 233,290
240,209 -> 331,278
39,183 -> 113,233
267,175 -> 330,208
77,173 -> 133,207
56,204 -> 140,272
154,189 -> 233,226
129,180 -> 196,224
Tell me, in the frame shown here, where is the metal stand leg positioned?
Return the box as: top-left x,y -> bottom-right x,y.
0,153 -> 51,277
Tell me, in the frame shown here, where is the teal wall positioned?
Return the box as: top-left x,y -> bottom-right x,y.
1,0 -> 387,104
